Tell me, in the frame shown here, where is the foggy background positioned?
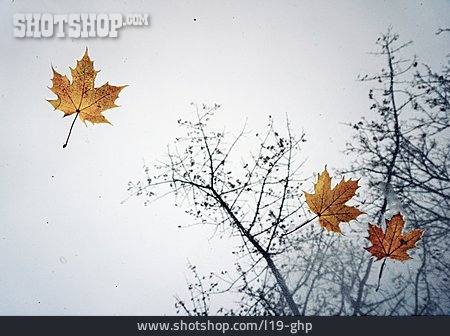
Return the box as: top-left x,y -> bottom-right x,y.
0,0 -> 448,315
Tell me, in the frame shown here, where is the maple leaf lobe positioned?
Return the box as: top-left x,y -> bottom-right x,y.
366,213 -> 423,262
48,49 -> 126,125
304,166 -> 363,233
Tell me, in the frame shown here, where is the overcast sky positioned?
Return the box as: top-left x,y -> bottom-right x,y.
0,0 -> 449,315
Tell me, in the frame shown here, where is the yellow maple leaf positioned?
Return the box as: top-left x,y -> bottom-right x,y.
48,49 -> 126,147
304,167 -> 363,233
366,213 -> 423,261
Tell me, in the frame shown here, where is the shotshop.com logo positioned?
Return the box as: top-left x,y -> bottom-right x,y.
13,13 -> 149,38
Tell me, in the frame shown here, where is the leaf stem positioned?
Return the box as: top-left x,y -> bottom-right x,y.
63,111 -> 79,148
281,214 -> 318,237
376,258 -> 387,291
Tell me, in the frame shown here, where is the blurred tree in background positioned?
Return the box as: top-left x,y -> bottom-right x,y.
346,29 -> 449,314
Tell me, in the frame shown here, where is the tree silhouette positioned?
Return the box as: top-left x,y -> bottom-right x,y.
129,105 -> 312,315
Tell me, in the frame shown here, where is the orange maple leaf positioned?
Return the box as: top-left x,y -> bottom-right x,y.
48,49 -> 126,147
366,213 -> 423,261
304,167 -> 364,233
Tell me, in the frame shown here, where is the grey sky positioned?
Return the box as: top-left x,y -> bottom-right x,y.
0,0 -> 449,314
